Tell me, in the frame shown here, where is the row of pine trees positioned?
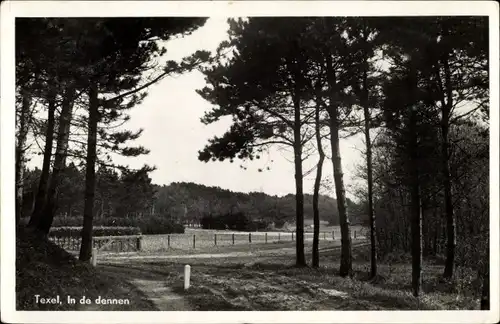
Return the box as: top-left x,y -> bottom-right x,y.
195,17 -> 489,303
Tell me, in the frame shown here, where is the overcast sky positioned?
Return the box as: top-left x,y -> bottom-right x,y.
28,18 -> 367,199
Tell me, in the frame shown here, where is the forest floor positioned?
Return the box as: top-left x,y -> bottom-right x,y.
99,242 -> 482,311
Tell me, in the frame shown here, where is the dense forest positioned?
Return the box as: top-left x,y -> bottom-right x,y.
20,167 -> 365,228
15,16 -> 489,307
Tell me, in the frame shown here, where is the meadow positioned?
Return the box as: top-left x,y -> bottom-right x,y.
139,225 -> 367,253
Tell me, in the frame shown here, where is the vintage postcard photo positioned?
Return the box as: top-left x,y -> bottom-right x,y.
1,1 -> 499,323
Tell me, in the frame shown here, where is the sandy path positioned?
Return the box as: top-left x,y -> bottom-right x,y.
97,265 -> 192,311
130,279 -> 191,311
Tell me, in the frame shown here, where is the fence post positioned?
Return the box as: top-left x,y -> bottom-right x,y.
167,235 -> 170,248
184,265 -> 191,290
278,232 -> 280,242
323,232 -> 326,240
193,234 -> 196,249
214,233 -> 217,246
332,231 -> 335,240
232,233 -> 235,245
354,230 -> 357,239
249,233 -> 252,243
136,236 -> 142,251
91,248 -> 97,267
265,232 -> 268,244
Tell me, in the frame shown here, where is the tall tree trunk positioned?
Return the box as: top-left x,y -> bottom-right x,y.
29,92 -> 57,227
293,92 -> 306,267
409,107 -> 423,297
312,97 -> 325,268
79,83 -> 99,262
329,116 -> 352,276
325,52 -> 352,277
441,94 -> 456,279
36,87 -> 75,235
480,267 -> 490,310
16,88 -> 31,226
435,25 -> 456,279
361,63 -> 377,278
480,241 -> 490,310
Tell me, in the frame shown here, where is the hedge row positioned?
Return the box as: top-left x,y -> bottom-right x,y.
49,226 -> 141,238
201,212 -> 270,231
51,215 -> 185,235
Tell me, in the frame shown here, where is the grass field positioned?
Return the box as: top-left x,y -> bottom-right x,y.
140,226 -> 367,252
50,226 -> 368,253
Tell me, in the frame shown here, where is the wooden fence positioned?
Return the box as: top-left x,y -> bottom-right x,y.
141,229 -> 366,251
49,234 -> 143,253
49,229 -> 365,253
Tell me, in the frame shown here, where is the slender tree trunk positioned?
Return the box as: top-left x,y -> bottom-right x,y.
409,107 -> 423,297
480,241 -> 490,310
441,112 -> 456,279
312,96 -> 325,268
325,53 -> 352,277
329,116 -> 352,276
29,92 -> 57,227
480,267 -> 490,310
361,67 -> 377,278
80,83 -> 99,262
16,88 -> 31,226
433,218 -> 438,255
37,86 -> 75,235
434,26 -> 457,279
422,208 -> 430,257
292,93 -> 306,267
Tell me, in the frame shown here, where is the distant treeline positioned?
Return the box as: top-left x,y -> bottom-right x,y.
20,166 -> 366,230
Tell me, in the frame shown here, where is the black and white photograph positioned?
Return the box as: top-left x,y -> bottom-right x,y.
1,1 -> 499,323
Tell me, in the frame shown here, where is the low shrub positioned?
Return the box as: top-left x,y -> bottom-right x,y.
136,216 -> 185,235
49,226 -> 141,238
50,215 -> 185,235
273,219 -> 286,229
201,212 -> 271,231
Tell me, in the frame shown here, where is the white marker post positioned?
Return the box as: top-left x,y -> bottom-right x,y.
184,265 -> 191,290
91,248 -> 97,267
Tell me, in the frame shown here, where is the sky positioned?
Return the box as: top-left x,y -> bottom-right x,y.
29,18 -> 368,199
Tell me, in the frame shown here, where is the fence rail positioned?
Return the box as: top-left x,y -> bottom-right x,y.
49,230 -> 366,253
49,234 -> 143,253
142,230 -> 366,251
